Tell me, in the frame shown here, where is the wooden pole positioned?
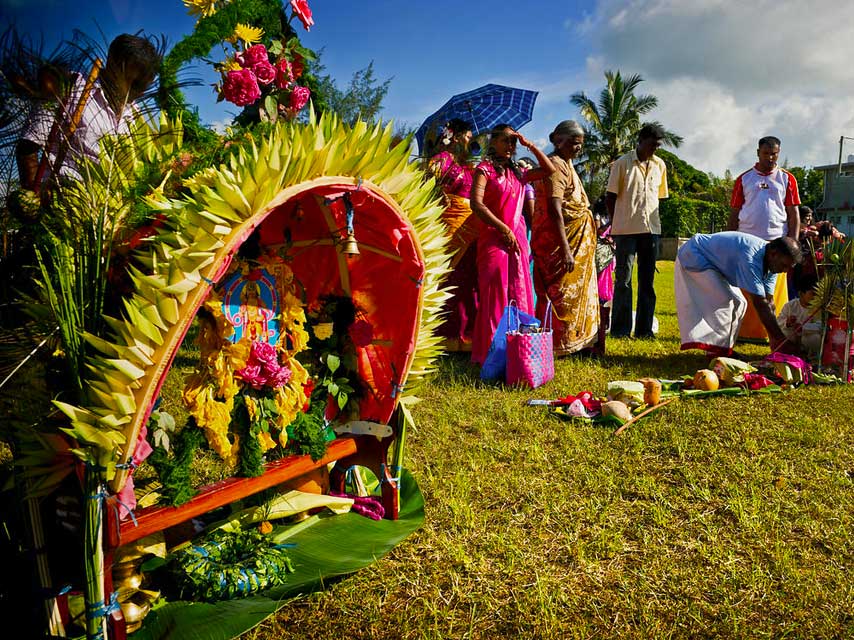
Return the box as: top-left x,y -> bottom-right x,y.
613,398 -> 677,437
34,58 -> 102,192
24,487 -> 66,636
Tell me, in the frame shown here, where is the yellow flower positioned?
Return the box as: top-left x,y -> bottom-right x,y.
228,338 -> 252,371
313,322 -> 334,340
258,521 -> 273,535
244,395 -> 258,422
231,23 -> 264,46
183,0 -> 221,20
257,430 -> 276,452
221,58 -> 242,72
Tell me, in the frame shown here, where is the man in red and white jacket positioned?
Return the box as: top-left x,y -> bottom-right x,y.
728,136 -> 801,241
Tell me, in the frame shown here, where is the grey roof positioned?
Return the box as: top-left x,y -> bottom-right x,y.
814,161 -> 854,171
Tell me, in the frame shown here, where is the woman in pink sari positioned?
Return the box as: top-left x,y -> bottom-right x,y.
470,124 -> 555,365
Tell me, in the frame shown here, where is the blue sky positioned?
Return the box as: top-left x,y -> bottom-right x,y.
4,0 -> 854,175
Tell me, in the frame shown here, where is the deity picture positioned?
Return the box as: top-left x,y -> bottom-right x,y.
220,268 -> 281,345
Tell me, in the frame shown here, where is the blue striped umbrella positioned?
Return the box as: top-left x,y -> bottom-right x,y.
415,83 -> 539,155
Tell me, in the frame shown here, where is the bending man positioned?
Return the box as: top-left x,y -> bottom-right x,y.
675,232 -> 802,356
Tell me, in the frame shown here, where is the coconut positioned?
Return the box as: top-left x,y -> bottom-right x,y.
693,369 -> 720,391
709,357 -> 755,385
601,400 -> 632,422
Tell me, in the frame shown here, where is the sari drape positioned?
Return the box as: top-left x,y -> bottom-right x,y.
471,162 -> 534,365
429,152 -> 479,350
531,157 -> 599,355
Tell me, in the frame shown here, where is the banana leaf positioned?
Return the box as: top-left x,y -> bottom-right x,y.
133,468 -> 424,640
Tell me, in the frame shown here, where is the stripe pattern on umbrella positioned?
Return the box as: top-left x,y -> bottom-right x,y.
415,83 -> 538,154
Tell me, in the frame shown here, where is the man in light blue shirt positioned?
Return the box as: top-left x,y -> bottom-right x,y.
675,232 -> 801,356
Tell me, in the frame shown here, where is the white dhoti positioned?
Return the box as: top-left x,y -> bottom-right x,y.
674,257 -> 747,353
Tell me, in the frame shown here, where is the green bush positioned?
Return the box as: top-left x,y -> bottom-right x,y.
660,195 -> 728,237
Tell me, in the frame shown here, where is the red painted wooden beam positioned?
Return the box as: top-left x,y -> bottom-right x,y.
106,436 -> 360,548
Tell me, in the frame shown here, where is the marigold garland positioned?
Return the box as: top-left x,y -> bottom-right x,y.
182,266 -> 312,470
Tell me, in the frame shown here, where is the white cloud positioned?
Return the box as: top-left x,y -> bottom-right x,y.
582,0 -> 854,173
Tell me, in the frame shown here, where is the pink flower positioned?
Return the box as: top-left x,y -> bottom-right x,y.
349,319 -> 373,347
268,363 -> 292,388
237,364 -> 265,389
237,341 -> 293,389
289,85 -> 311,111
290,0 -> 314,31
222,68 -> 261,107
241,44 -> 269,68
253,60 -> 276,85
251,340 -> 279,368
274,59 -> 294,89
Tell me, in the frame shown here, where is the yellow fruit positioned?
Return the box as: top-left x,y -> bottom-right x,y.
693,369 -> 719,391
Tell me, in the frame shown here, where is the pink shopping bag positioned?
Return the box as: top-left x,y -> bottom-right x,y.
506,301 -> 554,389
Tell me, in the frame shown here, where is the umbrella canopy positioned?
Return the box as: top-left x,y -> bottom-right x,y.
415,83 -> 538,155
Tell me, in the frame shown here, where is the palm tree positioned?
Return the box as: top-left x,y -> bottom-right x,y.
570,70 -> 682,179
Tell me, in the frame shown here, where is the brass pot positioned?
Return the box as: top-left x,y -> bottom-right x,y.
113,562 -> 144,593
120,596 -> 151,633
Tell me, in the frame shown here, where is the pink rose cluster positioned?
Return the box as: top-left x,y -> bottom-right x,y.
236,340 -> 292,389
221,43 -> 311,112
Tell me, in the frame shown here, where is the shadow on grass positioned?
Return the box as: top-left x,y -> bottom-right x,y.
435,352 -> 482,385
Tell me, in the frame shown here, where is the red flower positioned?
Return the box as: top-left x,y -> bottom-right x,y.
290,0 -> 314,31
240,44 -> 269,69
301,378 -> 315,412
289,85 -> 311,111
348,319 -> 373,347
291,54 -> 304,80
222,68 -> 260,107
274,59 -> 294,89
253,60 -> 276,85
127,225 -> 158,250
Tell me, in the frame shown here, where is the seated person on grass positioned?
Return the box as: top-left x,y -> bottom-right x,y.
777,273 -> 819,354
674,231 -> 802,357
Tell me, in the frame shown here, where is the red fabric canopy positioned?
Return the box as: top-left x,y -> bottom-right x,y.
256,183 -> 425,424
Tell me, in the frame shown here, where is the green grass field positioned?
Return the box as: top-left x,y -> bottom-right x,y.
2,261 -> 851,639
250,260 -> 853,639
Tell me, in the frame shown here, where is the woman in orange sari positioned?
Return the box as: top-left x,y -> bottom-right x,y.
531,120 -> 599,355
427,118 -> 479,351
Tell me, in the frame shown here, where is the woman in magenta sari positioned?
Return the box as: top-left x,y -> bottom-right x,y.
470,124 -> 555,365
427,118 -> 479,351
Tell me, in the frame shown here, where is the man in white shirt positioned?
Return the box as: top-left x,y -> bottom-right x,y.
605,123 -> 669,338
16,33 -> 161,191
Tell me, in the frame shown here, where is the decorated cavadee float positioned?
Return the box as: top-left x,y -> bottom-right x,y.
3,111 -> 451,639
1,1 -> 454,637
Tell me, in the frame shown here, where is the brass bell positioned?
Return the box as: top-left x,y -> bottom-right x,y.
341,230 -> 360,256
